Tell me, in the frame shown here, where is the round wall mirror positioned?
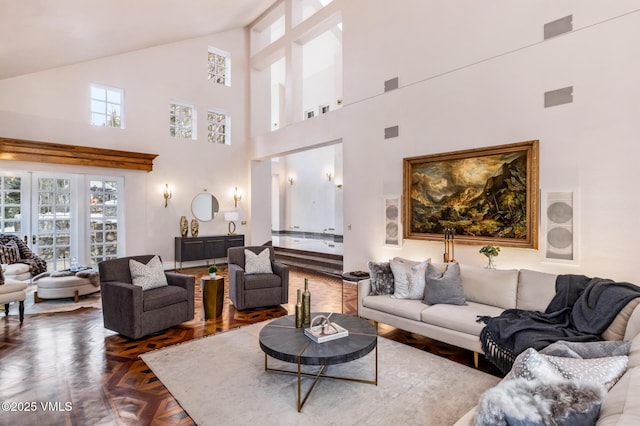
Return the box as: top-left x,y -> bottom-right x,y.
191,192 -> 219,222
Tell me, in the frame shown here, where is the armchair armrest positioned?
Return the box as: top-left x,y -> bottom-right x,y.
271,261 -> 289,304
165,272 -> 195,315
100,280 -> 144,338
165,272 -> 195,291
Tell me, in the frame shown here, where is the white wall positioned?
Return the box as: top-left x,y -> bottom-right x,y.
278,145 -> 340,234
0,28 -> 252,267
252,0 -> 640,283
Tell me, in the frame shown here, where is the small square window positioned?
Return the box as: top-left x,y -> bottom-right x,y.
320,104 -> 330,114
305,109 -> 316,119
90,84 -> 124,128
207,110 -> 230,145
208,48 -> 231,86
170,102 -> 197,139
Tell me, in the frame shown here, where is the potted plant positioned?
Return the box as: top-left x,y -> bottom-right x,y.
479,245 -> 500,269
208,265 -> 218,278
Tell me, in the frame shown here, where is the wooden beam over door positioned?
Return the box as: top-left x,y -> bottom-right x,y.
0,137 -> 158,172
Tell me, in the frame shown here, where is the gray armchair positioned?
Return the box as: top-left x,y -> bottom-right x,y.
227,246 -> 289,310
98,255 -> 195,339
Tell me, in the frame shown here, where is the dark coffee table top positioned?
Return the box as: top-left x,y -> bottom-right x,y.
259,313 -> 377,365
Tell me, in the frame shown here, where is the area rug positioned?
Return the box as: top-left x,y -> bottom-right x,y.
141,322 -> 500,426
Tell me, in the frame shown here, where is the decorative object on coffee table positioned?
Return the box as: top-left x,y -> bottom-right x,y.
302,278 -> 311,327
259,312 -> 377,412
295,289 -> 303,328
304,313 -> 349,343
480,245 -> 500,269
180,215 -> 188,238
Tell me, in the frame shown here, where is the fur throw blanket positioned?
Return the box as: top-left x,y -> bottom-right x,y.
474,378 -> 605,426
33,269 -> 100,286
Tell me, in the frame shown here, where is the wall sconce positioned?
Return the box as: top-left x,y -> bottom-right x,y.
288,176 -> 295,185
326,172 -> 332,181
224,211 -> 240,235
163,184 -> 172,208
233,187 -> 242,208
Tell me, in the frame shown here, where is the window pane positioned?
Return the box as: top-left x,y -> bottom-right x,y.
91,86 -> 106,100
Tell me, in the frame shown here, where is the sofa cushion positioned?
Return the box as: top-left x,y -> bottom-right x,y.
517,269 -> 557,312
367,261 -> 394,295
459,264 -> 518,310
245,248 -> 273,274
362,294 -> 426,321
597,367 -> 640,426
421,301 -> 503,335
628,333 -> 640,369
0,280 -> 28,295
423,262 -> 466,305
244,273 -> 281,290
603,298 -> 640,341
390,257 -> 429,299
143,285 -> 188,311
130,255 -> 168,291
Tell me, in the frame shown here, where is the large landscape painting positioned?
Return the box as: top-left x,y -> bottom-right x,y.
403,141 -> 539,248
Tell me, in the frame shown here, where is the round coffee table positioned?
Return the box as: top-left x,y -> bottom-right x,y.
259,312 -> 377,412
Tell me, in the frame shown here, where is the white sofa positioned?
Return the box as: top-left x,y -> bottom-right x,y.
357,263 -> 640,425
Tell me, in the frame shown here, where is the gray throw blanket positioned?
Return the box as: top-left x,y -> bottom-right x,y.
478,274 -> 640,374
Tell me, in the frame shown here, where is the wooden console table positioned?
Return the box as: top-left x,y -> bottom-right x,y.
174,234 -> 244,270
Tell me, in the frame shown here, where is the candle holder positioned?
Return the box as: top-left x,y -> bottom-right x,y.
443,228 -> 455,263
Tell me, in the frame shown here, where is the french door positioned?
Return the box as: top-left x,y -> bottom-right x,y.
0,170 -> 123,271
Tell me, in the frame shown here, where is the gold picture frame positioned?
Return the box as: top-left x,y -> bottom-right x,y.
403,140 -> 539,249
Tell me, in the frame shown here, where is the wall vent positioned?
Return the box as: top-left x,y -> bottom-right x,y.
384,125 -> 399,139
544,15 -> 573,40
384,77 -> 399,92
544,86 -> 573,108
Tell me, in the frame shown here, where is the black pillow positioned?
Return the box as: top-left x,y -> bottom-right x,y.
368,261 -> 394,295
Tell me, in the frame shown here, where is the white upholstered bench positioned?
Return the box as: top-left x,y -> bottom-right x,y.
34,275 -> 100,303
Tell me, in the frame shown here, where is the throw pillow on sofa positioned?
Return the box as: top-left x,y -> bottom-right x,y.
423,262 -> 466,305
390,257 -> 429,299
506,348 -> 628,391
368,261 -> 394,295
474,377 -> 605,426
129,255 -> 168,291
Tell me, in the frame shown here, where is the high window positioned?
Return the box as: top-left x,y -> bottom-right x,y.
208,47 -> 231,86
90,84 -> 124,128
207,110 -> 230,144
169,102 -> 196,139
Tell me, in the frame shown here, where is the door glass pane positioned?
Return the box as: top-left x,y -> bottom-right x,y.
89,179 -> 119,268
37,177 -> 72,271
1,176 -> 23,234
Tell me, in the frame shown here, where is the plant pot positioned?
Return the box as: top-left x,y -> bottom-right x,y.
209,273 -> 216,278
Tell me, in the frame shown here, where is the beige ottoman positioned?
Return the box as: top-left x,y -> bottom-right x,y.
35,275 -> 100,303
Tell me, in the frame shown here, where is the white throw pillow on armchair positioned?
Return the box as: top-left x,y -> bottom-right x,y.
244,248 -> 273,274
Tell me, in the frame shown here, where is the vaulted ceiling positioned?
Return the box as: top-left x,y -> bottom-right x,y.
0,0 -> 278,80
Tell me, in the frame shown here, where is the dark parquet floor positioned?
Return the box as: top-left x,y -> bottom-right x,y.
0,266 -> 502,425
